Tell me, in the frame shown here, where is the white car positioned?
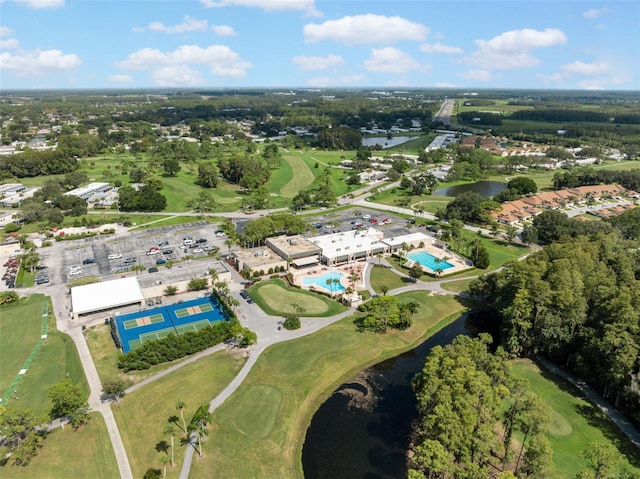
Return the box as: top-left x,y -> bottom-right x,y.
69,268 -> 82,276
108,253 -> 123,260
362,214 -> 371,219
215,231 -> 225,237
146,249 -> 160,255
193,248 -> 204,254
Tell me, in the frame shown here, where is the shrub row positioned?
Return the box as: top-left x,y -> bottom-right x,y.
117,321 -> 234,371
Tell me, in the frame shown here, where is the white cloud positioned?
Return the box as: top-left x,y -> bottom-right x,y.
131,26 -> 145,33
420,42 -> 463,55
307,74 -> 366,87
12,0 -> 64,8
561,60 -> 608,76
363,47 -> 427,74
583,8 -> 609,19
436,82 -> 456,88
200,0 -> 321,17
463,28 -> 567,70
0,37 -> 19,49
116,44 -> 252,81
146,16 -> 209,34
152,66 -> 205,86
536,72 -> 565,83
293,54 -> 344,71
577,79 -> 607,90
459,69 -> 495,82
212,25 -> 237,36
0,26 -> 13,37
108,74 -> 133,83
304,14 -> 428,45
0,48 -> 81,77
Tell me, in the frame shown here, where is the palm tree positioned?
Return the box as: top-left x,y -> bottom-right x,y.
332,278 -> 340,296
376,253 -> 382,265
163,424 -> 175,468
380,284 -> 389,296
189,404 -> 211,457
159,453 -> 170,479
326,278 -> 334,296
176,400 -> 187,434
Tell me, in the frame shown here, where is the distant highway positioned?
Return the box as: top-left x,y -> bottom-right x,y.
433,99 -> 455,124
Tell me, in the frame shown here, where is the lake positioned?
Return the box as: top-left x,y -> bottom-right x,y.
361,136 -> 414,149
433,180 -> 508,197
302,316 -> 470,479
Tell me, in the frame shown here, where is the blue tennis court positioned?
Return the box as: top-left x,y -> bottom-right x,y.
114,296 -> 230,353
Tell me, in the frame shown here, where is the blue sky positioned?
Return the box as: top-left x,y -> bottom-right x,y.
1,0 -> 638,90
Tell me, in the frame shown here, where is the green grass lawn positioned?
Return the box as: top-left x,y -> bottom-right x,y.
1,295 -> 88,414
84,323 -> 215,387
369,264 -> 414,293
112,350 -> 245,479
440,278 -> 474,293
189,294 -> 466,479
2,413 -> 119,479
512,360 -> 640,478
248,279 -> 348,317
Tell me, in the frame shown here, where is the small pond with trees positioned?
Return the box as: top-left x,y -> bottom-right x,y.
433,180 -> 508,197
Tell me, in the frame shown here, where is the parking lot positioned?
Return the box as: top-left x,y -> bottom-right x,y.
31,221 -> 232,291
302,206 -> 414,239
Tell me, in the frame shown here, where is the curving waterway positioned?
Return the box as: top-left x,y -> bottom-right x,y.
302,315 -> 470,479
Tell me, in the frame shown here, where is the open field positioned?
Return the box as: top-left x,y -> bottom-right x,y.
248,279 -> 348,317
512,360 -> 640,478
1,413 -> 119,479
1,295 -> 88,415
112,350 -> 245,479
189,294 -> 466,479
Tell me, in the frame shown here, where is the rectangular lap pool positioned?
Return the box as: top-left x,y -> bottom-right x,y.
407,251 -> 454,272
302,272 -> 346,293
112,296 -> 230,353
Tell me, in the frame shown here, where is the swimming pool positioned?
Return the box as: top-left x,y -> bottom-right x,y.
407,251 -> 454,272
302,272 -> 346,293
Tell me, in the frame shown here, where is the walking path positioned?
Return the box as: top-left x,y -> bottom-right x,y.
537,357 -> 640,450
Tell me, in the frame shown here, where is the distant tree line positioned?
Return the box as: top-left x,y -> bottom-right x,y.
510,109 -> 610,123
457,111 -> 503,126
0,149 -> 79,178
553,166 -> 640,191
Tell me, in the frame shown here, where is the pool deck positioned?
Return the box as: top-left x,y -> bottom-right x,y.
405,247 -> 472,276
294,262 -> 366,295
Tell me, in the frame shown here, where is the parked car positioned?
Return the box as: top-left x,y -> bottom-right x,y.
124,257 -> 137,264
193,248 -> 204,254
196,238 -> 207,243
146,249 -> 160,255
162,249 -> 173,254
69,269 -> 82,276
148,267 -> 159,273
108,253 -> 123,260
82,258 -> 95,265
158,240 -> 169,247
155,298 -> 162,305
156,258 -> 167,265
215,231 -> 225,237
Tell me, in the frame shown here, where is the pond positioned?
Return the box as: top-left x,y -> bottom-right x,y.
432,180 -> 508,197
302,316 -> 470,479
361,136 -> 414,149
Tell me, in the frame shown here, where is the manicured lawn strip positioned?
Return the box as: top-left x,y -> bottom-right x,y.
248,279 -> 348,317
264,155 -> 293,197
440,279 -> 474,293
511,360 -> 640,478
1,295 -> 88,415
279,154 -> 315,198
0,296 -> 42,395
11,330 -> 88,415
2,412 -> 119,479
189,294 -> 465,479
112,350 -> 245,479
84,323 -> 207,386
130,215 -> 216,230
369,264 -> 413,293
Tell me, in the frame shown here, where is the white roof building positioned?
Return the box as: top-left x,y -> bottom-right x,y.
71,276 -> 144,319
310,228 -> 387,265
381,232 -> 433,253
